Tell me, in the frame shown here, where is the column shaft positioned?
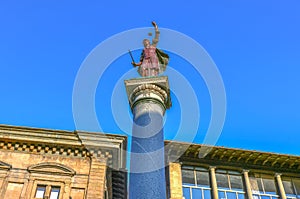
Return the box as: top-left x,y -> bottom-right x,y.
275,173 -> 286,199
129,101 -> 166,199
242,170 -> 253,199
209,167 -> 218,199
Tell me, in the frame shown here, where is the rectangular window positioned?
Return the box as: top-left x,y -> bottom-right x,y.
263,178 -> 276,194
216,173 -> 230,189
35,185 -> 46,198
196,170 -> 210,187
250,174 -> 279,199
230,175 -> 243,190
294,179 -> 300,195
282,177 -> 300,199
182,169 -> 195,186
182,167 -> 211,199
50,187 -> 60,199
35,185 -> 60,199
216,170 -> 245,199
282,180 -> 294,194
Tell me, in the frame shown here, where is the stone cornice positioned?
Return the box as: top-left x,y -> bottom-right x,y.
0,124 -> 127,169
165,141 -> 300,174
75,130 -> 127,169
28,162 -> 76,176
0,124 -> 81,146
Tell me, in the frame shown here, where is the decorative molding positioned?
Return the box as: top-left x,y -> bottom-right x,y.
165,141 -> 300,174
124,76 -> 172,110
0,141 -> 89,157
0,161 -> 11,170
28,162 -> 76,176
0,124 -> 127,169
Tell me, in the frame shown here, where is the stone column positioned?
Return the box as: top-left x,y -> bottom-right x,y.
209,166 -> 218,199
275,173 -> 286,199
125,77 -> 171,199
242,170 -> 253,199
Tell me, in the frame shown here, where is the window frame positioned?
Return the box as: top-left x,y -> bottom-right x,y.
182,166 -> 211,199
250,173 -> 279,199
282,176 -> 300,199
215,169 -> 245,199
32,180 -> 64,199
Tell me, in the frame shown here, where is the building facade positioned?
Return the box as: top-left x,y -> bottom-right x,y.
0,124 -> 127,199
166,141 -> 300,199
1,124 -> 300,199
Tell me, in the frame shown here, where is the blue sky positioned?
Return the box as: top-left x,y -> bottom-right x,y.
1,1 -> 300,156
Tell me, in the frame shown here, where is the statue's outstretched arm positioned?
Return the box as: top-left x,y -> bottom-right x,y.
152,21 -> 160,47
132,61 -> 142,67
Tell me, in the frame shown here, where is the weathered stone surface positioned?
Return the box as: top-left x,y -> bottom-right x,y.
168,162 -> 183,199
0,124 -> 127,199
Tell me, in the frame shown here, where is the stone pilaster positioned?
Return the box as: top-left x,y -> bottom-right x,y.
19,174 -> 29,199
86,157 -> 107,199
168,162 -> 184,199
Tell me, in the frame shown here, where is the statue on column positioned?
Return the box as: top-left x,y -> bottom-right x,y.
131,21 -> 169,77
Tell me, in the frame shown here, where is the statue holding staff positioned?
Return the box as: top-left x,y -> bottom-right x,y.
130,21 -> 169,77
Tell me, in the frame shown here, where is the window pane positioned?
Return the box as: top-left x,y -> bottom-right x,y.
230,175 -> 243,190
217,169 -> 227,174
183,187 -> 191,199
228,170 -> 241,175
227,192 -> 237,199
286,194 -> 297,199
216,173 -> 229,189
204,189 -> 211,199
218,190 -> 226,199
50,187 -> 60,199
196,171 -> 210,186
261,196 -> 270,199
293,179 -> 300,195
250,177 -> 260,192
253,194 -> 260,199
263,178 -> 276,194
283,180 -> 295,195
192,188 -> 202,199
182,169 -> 195,186
195,167 -> 207,172
35,186 -> 46,198
238,193 -> 245,199
257,178 -> 264,192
